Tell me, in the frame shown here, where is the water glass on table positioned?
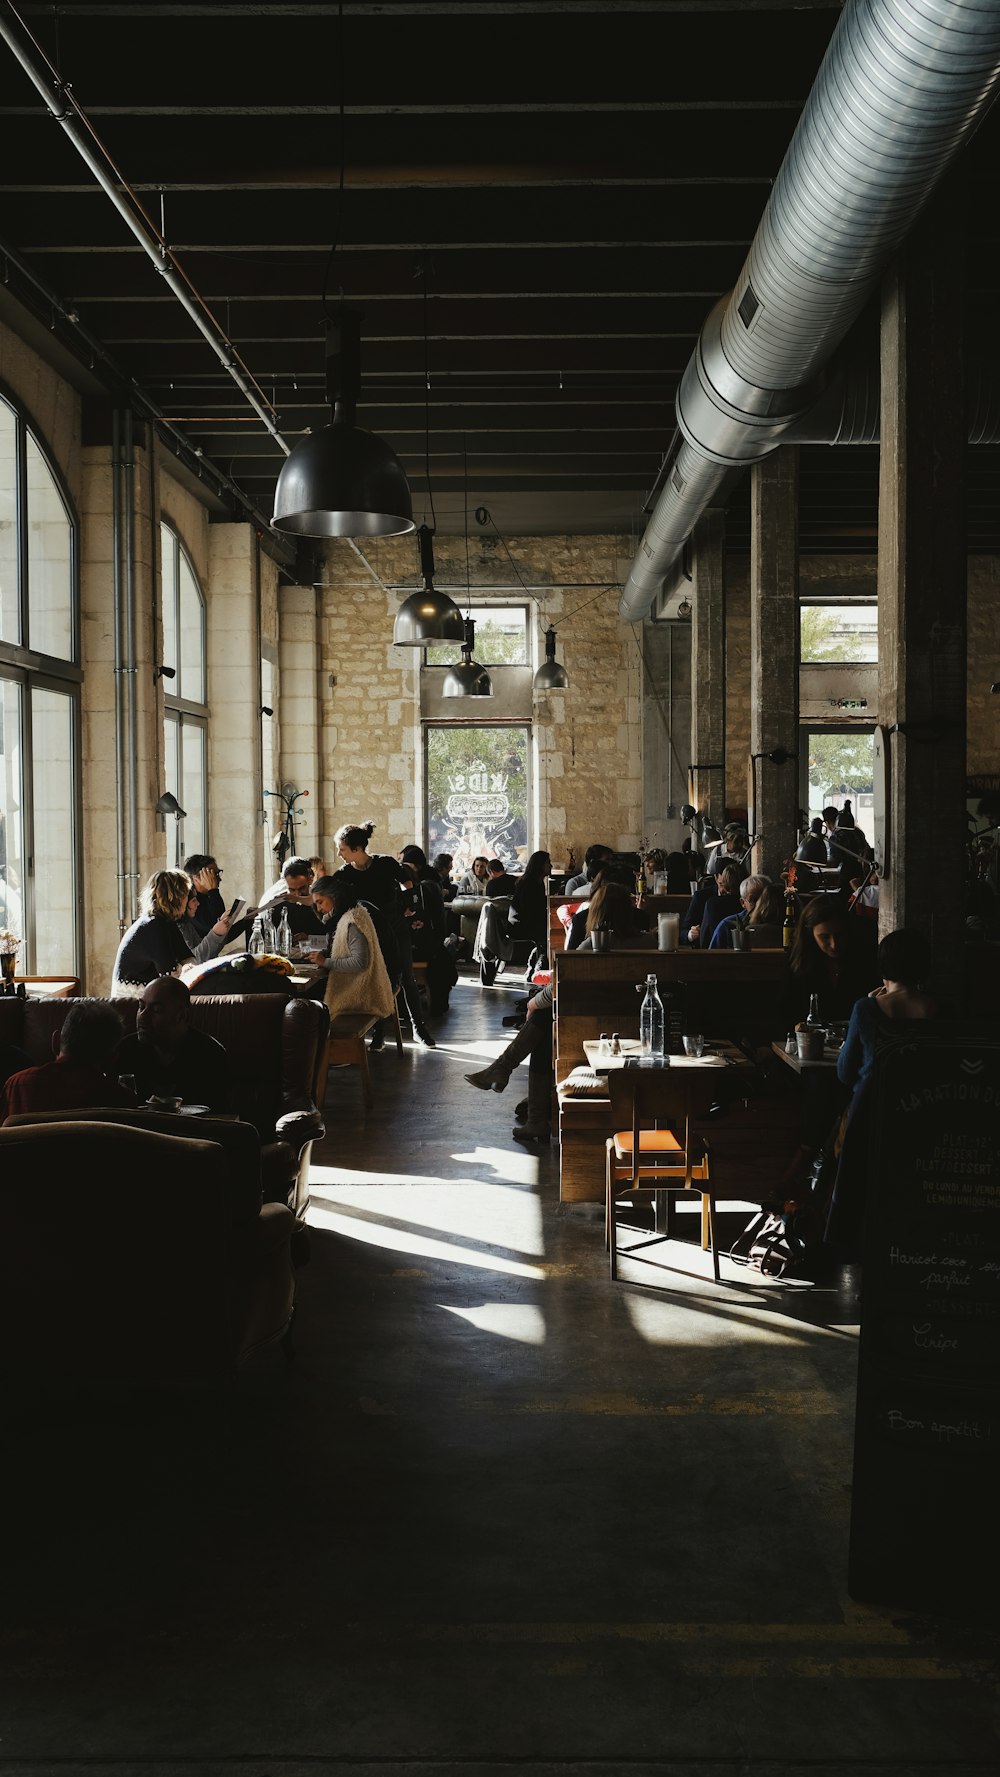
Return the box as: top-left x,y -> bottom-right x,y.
682,1034 -> 705,1058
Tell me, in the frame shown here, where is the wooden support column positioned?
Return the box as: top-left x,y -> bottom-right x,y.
689,510 -> 726,830
750,447 -> 800,882
877,193 -> 966,987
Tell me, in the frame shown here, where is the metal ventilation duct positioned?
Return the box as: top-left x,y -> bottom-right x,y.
621,0 -> 1000,622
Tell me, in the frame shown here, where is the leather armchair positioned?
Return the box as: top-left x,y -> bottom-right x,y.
0,991 -> 329,1213
0,1118 -> 296,1383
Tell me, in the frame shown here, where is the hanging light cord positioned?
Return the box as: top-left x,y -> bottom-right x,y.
320,0 -> 346,321
476,508 -> 612,625
464,434 -> 472,617
423,277 -> 437,532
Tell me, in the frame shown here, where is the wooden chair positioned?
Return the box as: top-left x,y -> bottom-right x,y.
319,1012 -> 381,1109
605,1066 -> 718,1282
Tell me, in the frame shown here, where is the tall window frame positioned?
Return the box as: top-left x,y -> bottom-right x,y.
0,384 -> 81,976
160,521 -> 208,867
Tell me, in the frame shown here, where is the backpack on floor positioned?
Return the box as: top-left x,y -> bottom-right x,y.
728,1208 -> 799,1278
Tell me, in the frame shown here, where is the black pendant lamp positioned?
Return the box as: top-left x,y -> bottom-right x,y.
443,618 -> 493,698
272,309 -> 414,538
393,524 -> 465,646
532,625 -> 569,692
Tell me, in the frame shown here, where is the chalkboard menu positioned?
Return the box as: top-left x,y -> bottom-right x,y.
848,1027 -> 1000,1615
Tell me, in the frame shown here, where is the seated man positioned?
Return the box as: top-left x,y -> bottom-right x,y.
2,1000 -> 137,1118
484,857 -> 517,898
182,852 -> 226,936
564,843 -> 613,899
257,856 -> 315,909
113,976 -> 233,1113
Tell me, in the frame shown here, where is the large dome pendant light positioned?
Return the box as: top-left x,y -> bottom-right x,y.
443,618 -> 493,698
393,523 -> 465,647
272,308 -> 414,538
532,624 -> 569,692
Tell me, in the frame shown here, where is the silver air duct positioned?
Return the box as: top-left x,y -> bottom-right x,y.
621,0 -> 1000,622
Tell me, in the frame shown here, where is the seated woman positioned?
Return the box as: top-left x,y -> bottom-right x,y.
567,878 -> 643,950
708,873 -> 782,948
320,875 -> 396,1026
112,869 -> 196,997
837,928 -> 937,1098
786,894 -> 879,1028
697,862 -> 744,948
178,884 -> 233,965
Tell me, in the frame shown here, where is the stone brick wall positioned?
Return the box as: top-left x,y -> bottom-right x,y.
312,531 -> 642,866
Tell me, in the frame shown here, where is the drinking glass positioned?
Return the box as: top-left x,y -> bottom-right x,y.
682,1034 -> 705,1058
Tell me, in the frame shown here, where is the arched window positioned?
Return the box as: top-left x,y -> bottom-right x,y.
160,522 -> 208,865
0,386 -> 80,976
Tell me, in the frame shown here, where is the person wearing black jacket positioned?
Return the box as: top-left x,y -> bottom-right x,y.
508,849 -> 551,982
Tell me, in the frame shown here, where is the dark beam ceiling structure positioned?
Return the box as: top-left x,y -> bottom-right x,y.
1,0 -> 998,552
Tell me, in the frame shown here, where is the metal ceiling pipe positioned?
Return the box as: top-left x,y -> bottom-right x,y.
0,0 -> 289,460
621,0 -> 1000,622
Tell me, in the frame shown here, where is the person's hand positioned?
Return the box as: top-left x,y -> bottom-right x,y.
211,913 -> 232,938
688,925 -> 700,942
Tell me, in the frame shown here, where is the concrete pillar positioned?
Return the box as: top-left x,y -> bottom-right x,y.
689,510 -> 726,831
750,447 -> 800,882
877,196 -> 966,985
641,619 -> 689,855
277,583 -> 320,864
207,523 -> 265,902
80,423 -> 160,993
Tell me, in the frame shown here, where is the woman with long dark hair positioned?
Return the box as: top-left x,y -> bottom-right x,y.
786,894 -> 878,1026
508,849 -> 551,981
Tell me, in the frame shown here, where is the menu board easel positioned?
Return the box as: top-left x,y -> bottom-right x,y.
848,1028 -> 1000,1615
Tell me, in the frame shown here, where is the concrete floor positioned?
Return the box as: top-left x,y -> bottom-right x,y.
5,968 -> 999,1775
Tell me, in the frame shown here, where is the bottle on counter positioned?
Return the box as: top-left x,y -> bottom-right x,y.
805,992 -> 824,1031
639,974 -> 665,1060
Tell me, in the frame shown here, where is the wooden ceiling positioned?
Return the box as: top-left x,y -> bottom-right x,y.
1,0 -> 998,553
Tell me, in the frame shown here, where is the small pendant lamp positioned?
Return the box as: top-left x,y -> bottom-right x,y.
393,524 -> 465,646
443,618 -> 493,698
272,308 -> 414,538
532,625 -> 569,692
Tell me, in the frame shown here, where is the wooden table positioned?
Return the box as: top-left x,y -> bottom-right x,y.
583,1036 -> 749,1074
770,1038 -> 840,1074
584,1037 -> 752,1233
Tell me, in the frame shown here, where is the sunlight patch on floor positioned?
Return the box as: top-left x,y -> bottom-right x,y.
308,1177 -> 546,1258
441,1302 -> 547,1344
308,1199 -> 547,1278
624,1287 -> 842,1347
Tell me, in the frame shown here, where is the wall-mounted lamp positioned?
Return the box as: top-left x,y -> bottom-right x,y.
260,705 -> 274,718
155,790 -> 186,822
153,664 -> 176,683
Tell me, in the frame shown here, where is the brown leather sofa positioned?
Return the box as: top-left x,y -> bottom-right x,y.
0,1117 -> 296,1383
0,991 -> 329,1213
